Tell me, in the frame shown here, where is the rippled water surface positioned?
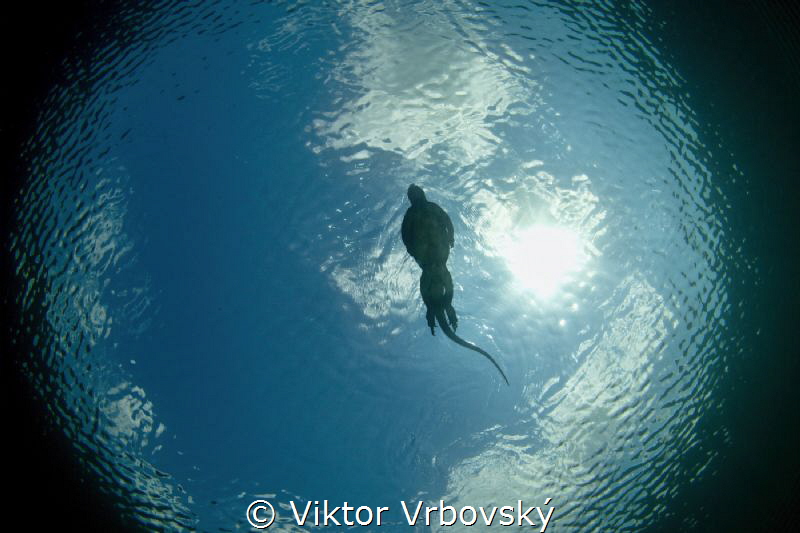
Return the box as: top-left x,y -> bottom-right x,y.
10,0 -> 768,530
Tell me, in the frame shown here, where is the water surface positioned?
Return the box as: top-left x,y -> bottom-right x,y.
8,0 -> 784,530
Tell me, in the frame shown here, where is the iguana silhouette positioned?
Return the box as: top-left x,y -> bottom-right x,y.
401,184 -> 509,385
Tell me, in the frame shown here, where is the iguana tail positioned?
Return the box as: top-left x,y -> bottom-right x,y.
436,310 -> 509,385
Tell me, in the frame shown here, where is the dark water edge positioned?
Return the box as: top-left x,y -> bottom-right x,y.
643,2 -> 800,531
2,1 -> 798,531
1,3 -> 134,530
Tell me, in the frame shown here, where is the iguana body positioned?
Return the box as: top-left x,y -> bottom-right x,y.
401,184 -> 509,385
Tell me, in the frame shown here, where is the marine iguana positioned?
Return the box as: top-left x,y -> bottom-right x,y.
401,184 -> 509,385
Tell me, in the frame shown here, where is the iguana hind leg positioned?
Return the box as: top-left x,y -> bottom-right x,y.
446,305 -> 458,331
426,308 -> 436,335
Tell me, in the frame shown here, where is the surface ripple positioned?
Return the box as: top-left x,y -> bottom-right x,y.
9,0 -> 753,530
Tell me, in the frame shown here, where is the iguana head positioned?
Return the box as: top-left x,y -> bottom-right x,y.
407,184 -> 426,206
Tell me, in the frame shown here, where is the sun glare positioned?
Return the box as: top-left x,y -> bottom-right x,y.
500,225 -> 587,300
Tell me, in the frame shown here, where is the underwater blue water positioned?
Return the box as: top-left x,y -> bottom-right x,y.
10,0 -> 795,530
